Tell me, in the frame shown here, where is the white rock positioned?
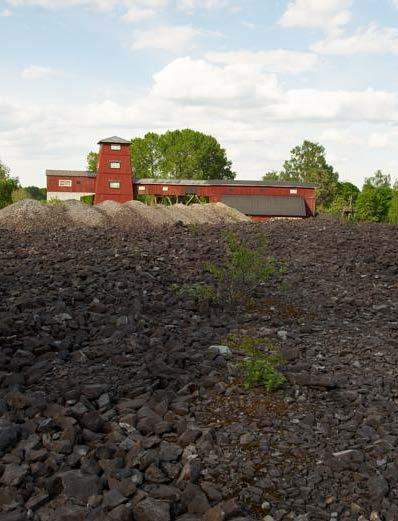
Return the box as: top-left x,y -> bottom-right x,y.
208,345 -> 232,358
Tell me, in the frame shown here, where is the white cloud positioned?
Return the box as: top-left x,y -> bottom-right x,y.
318,127 -> 361,145
206,49 -> 318,74
368,129 -> 398,148
132,25 -> 201,52
123,5 -> 156,21
313,24 -> 398,55
0,8 -> 12,15
177,0 -> 230,10
21,65 -> 56,80
151,57 -> 281,102
7,0 -> 167,21
271,88 -> 397,122
280,0 -> 352,33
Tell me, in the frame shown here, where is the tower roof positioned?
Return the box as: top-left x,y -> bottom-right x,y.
98,136 -> 130,145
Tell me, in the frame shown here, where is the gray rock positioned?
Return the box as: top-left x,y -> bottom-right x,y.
54,470 -> 103,501
208,345 -> 232,359
133,497 -> 170,521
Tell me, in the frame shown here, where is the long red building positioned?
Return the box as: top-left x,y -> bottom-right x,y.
46,136 -> 316,220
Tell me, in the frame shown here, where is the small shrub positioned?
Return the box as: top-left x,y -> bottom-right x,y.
227,334 -> 285,392
11,188 -> 31,203
206,230 -> 284,306
137,194 -> 157,205
43,197 -> 63,205
243,353 -> 285,391
80,195 -> 94,205
173,282 -> 217,304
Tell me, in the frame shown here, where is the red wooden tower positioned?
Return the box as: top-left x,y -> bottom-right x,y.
94,136 -> 133,204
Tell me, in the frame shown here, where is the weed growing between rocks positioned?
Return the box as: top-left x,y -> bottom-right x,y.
227,335 -> 286,392
177,230 -> 284,310
206,230 -> 284,306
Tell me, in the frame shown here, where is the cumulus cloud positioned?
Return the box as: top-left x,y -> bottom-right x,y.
369,129 -> 398,148
271,88 -> 397,122
280,0 -> 352,33
132,25 -> 201,52
151,57 -> 281,102
7,0 -> 167,20
21,65 -> 56,80
177,0 -> 230,10
313,24 -> 398,55
206,49 -> 319,74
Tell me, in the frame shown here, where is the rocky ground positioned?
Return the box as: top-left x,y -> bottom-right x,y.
0,219 -> 397,521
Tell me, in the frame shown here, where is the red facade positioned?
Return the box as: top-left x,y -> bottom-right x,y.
46,174 -> 95,194
134,182 -> 316,217
94,141 -> 133,204
46,136 -> 317,218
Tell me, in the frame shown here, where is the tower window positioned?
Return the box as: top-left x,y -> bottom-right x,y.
111,144 -> 121,151
59,179 -> 72,187
110,161 -> 121,169
109,181 -> 120,189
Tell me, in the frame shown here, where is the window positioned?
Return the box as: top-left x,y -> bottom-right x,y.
109,181 -> 120,189
59,179 -> 72,187
290,189 -> 298,195
111,144 -> 121,151
110,161 -> 121,169
162,186 -> 169,192
138,186 -> 146,191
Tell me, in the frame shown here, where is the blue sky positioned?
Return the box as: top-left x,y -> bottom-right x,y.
1,0 -> 398,187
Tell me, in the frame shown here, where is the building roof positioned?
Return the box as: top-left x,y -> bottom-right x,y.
98,136 -> 131,145
46,170 -> 96,177
220,195 -> 307,217
134,178 -> 316,189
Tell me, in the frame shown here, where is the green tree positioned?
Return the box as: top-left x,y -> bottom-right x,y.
131,132 -> 162,178
87,130 -> 235,180
364,170 -> 391,188
263,170 -> 280,180
328,181 -> 360,215
0,160 -> 20,209
87,151 -> 98,173
263,141 -> 339,208
157,129 -> 235,180
11,187 -> 31,203
25,186 -> 47,201
388,185 -> 398,224
355,172 -> 392,223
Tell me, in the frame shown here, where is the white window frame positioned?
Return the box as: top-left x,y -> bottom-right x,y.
290,188 -> 298,195
111,144 -> 121,151
109,181 -> 121,189
138,186 -> 146,191
59,179 -> 72,187
110,161 -> 121,169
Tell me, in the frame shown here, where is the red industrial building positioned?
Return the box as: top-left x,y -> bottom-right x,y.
46,136 -> 316,219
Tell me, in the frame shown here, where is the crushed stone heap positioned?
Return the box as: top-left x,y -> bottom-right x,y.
0,199 -> 250,230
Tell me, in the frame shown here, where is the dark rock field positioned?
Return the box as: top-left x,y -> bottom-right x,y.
0,219 -> 397,521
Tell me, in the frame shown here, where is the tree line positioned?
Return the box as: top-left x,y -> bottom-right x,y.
263,140 -> 398,224
0,130 -> 397,224
0,161 -> 46,209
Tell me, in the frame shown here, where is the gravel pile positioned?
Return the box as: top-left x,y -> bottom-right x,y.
0,200 -> 249,230
1,220 -> 397,521
63,200 -> 108,228
0,200 -> 54,230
